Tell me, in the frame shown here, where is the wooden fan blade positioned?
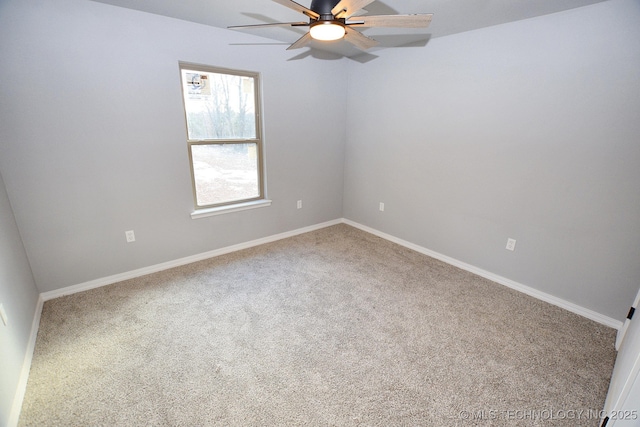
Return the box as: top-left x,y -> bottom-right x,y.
344,27 -> 378,50
287,32 -> 313,50
331,0 -> 375,19
272,0 -> 320,19
228,22 -> 309,29
346,14 -> 433,28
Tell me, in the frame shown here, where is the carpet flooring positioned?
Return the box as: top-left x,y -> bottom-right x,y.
19,224 -> 617,426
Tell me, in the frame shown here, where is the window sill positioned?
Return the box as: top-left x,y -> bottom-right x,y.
191,199 -> 272,219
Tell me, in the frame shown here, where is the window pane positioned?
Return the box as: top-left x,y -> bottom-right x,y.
182,70 -> 256,140
191,143 -> 260,206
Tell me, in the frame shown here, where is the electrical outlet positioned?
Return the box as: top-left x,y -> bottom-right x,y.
506,238 -> 517,251
125,230 -> 136,243
0,304 -> 7,327
379,202 -> 385,212
297,200 -> 302,209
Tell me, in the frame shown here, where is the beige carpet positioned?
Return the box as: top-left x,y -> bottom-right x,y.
19,224 -> 616,426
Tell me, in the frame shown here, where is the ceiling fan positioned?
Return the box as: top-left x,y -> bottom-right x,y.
229,0 -> 433,51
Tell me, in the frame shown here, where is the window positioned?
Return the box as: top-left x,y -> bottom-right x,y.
179,63 -> 269,217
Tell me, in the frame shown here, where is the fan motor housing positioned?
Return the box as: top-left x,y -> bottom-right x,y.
310,0 -> 340,17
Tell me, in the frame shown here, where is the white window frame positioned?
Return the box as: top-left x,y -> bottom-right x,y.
178,62 -> 270,219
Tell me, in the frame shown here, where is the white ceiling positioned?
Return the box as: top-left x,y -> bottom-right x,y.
88,0 -> 605,57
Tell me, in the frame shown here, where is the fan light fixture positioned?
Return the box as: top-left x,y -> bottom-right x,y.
309,21 -> 346,41
228,0 -> 434,52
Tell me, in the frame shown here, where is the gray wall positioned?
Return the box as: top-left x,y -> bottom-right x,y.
343,0 -> 640,320
0,0 -> 347,293
0,171 -> 40,426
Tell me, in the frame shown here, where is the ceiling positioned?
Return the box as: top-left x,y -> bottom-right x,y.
88,0 -> 606,57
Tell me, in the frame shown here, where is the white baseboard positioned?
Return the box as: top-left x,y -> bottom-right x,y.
40,216 -> 623,328
41,219 -> 343,301
8,294 -> 44,427
342,219 -> 623,331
